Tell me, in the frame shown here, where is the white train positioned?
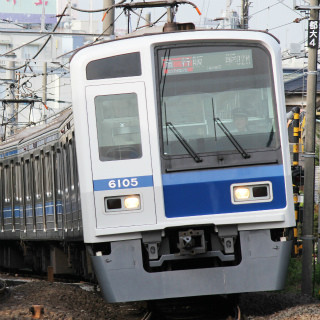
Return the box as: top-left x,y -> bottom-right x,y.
0,23 -> 294,303
0,109 -> 88,275
69,26 -> 295,302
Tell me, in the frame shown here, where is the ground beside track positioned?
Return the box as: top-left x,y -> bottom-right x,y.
0,279 -> 319,319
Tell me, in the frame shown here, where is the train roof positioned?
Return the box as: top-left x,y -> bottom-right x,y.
0,108 -> 72,150
70,26 -> 280,62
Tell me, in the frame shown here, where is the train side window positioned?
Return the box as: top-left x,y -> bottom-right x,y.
94,93 -> 142,161
63,145 -> 70,194
0,165 -> 2,203
24,160 -> 31,201
44,152 -> 52,198
34,156 -> 42,200
4,165 -> 11,203
14,163 -> 22,202
68,142 -> 75,191
72,137 -> 79,190
56,150 -> 63,195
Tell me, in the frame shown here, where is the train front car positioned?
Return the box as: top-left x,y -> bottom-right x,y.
70,29 -> 295,302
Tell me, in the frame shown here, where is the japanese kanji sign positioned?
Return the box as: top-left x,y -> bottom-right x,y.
308,20 -> 319,48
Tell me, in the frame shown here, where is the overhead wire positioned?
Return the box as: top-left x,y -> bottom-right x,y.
0,3 -> 69,71
0,61 -> 70,130
55,10 -> 125,59
1,0 -> 309,132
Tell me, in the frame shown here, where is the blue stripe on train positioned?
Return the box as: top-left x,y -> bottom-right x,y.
4,201 -> 64,218
162,164 -> 287,218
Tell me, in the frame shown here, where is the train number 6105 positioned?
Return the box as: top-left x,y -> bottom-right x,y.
108,178 -> 138,189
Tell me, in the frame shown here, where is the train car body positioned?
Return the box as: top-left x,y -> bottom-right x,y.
70,28 -> 295,302
0,109 -> 86,274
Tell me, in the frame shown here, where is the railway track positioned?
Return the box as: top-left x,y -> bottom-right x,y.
146,295 -> 242,320
143,309 -> 242,320
1,273 -> 243,320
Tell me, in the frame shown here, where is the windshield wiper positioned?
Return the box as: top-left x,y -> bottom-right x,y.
166,122 -> 202,163
214,118 -> 250,159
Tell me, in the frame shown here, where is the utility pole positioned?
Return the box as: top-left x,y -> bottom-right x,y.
41,0 -> 46,32
301,0 -> 319,295
89,0 -> 93,34
241,0 -> 249,29
5,54 -> 16,137
42,62 -> 47,122
146,13 -> 151,27
167,7 -> 174,23
103,0 -> 115,36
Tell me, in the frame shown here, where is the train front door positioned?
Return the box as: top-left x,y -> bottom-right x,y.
85,82 -> 157,229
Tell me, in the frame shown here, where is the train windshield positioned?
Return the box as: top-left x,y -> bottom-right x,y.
156,43 -> 278,160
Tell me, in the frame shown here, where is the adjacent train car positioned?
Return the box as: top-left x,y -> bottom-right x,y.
0,109 -> 87,276
70,27 -> 295,302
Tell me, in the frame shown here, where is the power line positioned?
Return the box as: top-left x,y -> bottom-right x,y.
0,4 -> 69,71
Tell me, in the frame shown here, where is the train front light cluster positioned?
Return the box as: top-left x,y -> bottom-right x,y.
231,182 -> 272,204
105,194 -> 141,212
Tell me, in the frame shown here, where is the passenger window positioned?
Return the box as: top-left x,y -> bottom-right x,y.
34,156 -> 42,200
14,163 -> 22,202
94,93 -> 142,161
44,152 -> 52,198
68,142 -> 75,191
63,145 -> 70,194
56,150 -> 63,195
24,160 -> 31,201
4,165 -> 11,203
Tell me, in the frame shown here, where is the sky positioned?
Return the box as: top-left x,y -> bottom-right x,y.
77,0 -> 308,53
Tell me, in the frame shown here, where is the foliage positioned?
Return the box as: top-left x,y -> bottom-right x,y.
285,257 -> 320,299
285,257 -> 302,292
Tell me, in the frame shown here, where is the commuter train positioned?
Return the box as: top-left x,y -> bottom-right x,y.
0,24 -> 295,302
0,109 -> 89,276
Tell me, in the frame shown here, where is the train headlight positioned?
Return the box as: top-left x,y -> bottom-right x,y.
231,182 -> 272,204
234,187 -> 250,200
105,194 -> 141,212
124,195 -> 140,209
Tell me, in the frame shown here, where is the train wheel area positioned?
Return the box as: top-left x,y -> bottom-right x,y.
0,240 -> 92,281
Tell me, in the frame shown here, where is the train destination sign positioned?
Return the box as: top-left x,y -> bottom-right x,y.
161,49 -> 253,75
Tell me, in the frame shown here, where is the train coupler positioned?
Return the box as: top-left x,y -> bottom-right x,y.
177,229 -> 206,255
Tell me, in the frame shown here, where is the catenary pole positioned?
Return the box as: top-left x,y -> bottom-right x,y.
302,0 -> 319,295
241,0 -> 249,29
5,54 -> 16,137
103,0 -> 115,36
42,62 -> 47,122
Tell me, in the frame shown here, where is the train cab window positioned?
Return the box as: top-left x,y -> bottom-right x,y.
156,43 -> 279,164
94,93 -> 142,161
